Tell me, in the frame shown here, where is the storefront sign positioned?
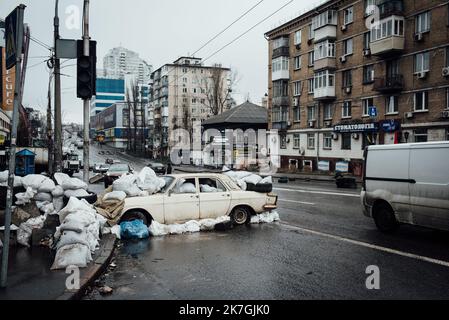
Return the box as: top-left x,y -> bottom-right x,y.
318,160 -> 330,171
336,161 -> 349,173
333,122 -> 379,133
1,47 -> 15,114
5,7 -> 19,69
381,120 -> 401,133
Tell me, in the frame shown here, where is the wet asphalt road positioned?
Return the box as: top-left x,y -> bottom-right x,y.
83,144 -> 449,300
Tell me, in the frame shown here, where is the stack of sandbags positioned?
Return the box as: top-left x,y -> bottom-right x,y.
54,172 -> 89,198
222,166 -> 272,191
51,197 -> 107,270
112,167 -> 166,197
0,170 -> 23,187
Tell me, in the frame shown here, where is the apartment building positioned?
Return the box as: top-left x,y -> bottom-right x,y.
265,0 -> 449,175
103,47 -> 152,84
148,57 -> 232,158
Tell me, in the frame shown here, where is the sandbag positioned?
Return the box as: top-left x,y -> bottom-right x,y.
22,174 -> 47,190
259,176 -> 273,184
54,172 -> 70,186
61,177 -> 88,191
242,174 -> 263,185
0,170 -> 8,182
53,196 -> 64,212
17,215 -> 46,247
51,243 -> 92,270
58,197 -> 97,222
112,174 -> 137,192
34,192 -> 53,202
103,191 -> 127,202
38,178 -> 56,193
64,189 -> 89,198
125,184 -> 143,197
15,187 -> 37,206
120,220 -> 149,239
51,185 -> 64,197
200,184 -> 219,193
179,182 -> 196,194
56,230 -> 90,250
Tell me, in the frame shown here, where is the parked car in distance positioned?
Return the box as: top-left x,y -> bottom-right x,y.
93,163 -> 110,174
120,173 -> 278,226
361,141 -> 449,233
147,162 -> 166,175
104,163 -> 133,188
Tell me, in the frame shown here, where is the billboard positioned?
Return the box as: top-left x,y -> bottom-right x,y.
1,47 -> 15,116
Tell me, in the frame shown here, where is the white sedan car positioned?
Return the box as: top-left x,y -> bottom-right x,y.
120,173 -> 278,226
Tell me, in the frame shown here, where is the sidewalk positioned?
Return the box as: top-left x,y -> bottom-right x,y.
173,165 -> 362,183
0,234 -> 116,300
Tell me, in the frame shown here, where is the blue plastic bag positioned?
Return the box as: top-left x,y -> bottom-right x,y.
120,220 -> 150,239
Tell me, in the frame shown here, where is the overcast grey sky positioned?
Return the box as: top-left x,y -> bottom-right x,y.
1,0 -> 324,124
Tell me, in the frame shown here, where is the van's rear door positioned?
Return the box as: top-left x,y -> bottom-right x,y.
409,144 -> 449,231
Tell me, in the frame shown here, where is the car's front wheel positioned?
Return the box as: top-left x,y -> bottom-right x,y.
230,206 -> 251,225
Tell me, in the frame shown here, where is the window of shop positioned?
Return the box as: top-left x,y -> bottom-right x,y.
293,134 -> 301,149
414,91 -> 429,112
307,133 -> 315,149
414,129 -> 428,142
362,133 -> 377,150
342,101 -> 352,118
362,98 -> 374,117
342,133 -> 351,150
386,96 -> 399,114
323,133 -> 332,149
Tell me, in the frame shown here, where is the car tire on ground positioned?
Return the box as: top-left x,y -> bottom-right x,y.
245,182 -> 273,193
230,206 -> 251,226
373,202 -> 399,233
120,210 -> 149,226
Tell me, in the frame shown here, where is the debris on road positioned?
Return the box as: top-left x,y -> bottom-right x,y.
98,286 -> 113,295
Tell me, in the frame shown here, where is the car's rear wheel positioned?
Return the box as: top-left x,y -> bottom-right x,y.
373,202 -> 399,233
121,210 -> 149,226
230,206 -> 251,225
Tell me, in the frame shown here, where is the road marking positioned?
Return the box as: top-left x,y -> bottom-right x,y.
274,187 -> 360,198
281,222 -> 449,269
278,199 -> 315,206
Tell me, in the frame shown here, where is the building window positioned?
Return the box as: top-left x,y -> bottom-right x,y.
293,81 -> 301,96
294,56 -> 302,70
341,133 -> 351,150
308,51 -> 315,66
323,103 -> 333,120
273,37 -> 289,49
294,107 -> 301,122
363,65 -> 375,84
344,6 -> 354,25
314,70 -> 335,89
414,129 -> 428,142
308,24 -> 315,40
307,133 -> 315,149
280,135 -> 287,149
294,30 -> 302,46
386,96 -> 398,114
293,133 -> 301,149
272,56 -> 289,73
416,11 -> 431,34
307,106 -> 316,121
314,40 -> 335,60
370,16 -> 404,42
312,10 -> 337,30
182,88 -> 187,93
363,32 -> 371,49
342,70 -> 352,88
362,98 -> 374,116
308,79 -> 314,94
414,91 -> 429,111
343,38 -> 353,55
415,52 -> 430,73
323,133 -> 332,149
365,0 -> 376,16
342,101 -> 352,118
273,80 -> 289,97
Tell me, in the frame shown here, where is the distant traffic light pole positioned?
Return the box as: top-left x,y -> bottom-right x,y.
82,0 -> 90,183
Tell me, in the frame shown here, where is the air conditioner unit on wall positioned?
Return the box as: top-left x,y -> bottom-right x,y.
414,32 -> 424,42
332,133 -> 339,140
293,98 -> 299,106
324,120 -> 332,127
308,121 -> 315,128
345,87 -> 352,94
341,24 -> 347,31
363,49 -> 371,57
442,67 -> 449,77
340,55 -> 347,63
442,111 -> 449,119
417,71 -> 428,79
296,44 -> 301,50
405,112 -> 414,119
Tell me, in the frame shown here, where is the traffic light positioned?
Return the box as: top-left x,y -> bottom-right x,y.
76,40 -> 97,99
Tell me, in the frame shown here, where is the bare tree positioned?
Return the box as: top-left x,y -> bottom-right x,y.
126,80 -> 140,153
202,68 -> 238,116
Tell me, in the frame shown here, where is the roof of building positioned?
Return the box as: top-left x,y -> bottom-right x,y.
202,101 -> 267,126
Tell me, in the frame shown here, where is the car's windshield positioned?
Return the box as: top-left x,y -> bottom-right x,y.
109,164 -> 128,172
68,155 -> 78,160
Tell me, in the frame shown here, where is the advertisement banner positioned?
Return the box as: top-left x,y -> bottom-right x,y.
335,161 -> 349,173
333,122 -> 379,133
318,160 -> 330,171
1,47 -> 15,115
5,7 -> 19,69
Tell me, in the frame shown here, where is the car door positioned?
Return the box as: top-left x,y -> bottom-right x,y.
409,145 -> 449,231
198,177 -> 231,219
163,177 -> 200,224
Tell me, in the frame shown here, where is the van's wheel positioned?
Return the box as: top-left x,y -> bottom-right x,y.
373,202 -> 399,233
230,206 -> 250,226
121,211 -> 148,226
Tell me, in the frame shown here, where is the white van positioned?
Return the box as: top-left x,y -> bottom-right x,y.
361,141 -> 449,233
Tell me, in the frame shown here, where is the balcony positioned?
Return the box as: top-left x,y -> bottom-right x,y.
374,75 -> 404,92
272,96 -> 290,106
314,25 -> 336,43
272,46 -> 290,59
370,36 -> 404,56
314,57 -> 336,71
272,121 -> 288,131
314,86 -> 336,100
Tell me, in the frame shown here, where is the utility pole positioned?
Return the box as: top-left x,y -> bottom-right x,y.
47,74 -> 54,174
82,0 -> 90,183
54,0 -> 62,172
1,4 -> 26,288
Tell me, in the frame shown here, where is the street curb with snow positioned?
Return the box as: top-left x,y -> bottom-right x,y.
56,234 -> 117,300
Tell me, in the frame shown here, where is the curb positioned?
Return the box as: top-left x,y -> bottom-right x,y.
56,234 -> 117,300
